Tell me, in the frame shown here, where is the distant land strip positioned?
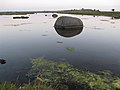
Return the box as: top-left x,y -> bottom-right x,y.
0,10 -> 120,19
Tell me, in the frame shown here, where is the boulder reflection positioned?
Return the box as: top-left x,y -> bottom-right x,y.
54,27 -> 83,38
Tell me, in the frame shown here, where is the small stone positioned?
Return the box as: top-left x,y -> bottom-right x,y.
0,59 -> 6,64
52,14 -> 58,18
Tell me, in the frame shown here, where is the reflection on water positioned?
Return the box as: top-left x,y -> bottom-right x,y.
0,13 -> 120,83
4,23 -> 32,27
54,27 -> 83,38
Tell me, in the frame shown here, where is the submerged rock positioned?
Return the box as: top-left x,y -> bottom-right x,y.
13,16 -> 29,19
52,14 -> 58,18
54,16 -> 83,29
0,59 -> 6,64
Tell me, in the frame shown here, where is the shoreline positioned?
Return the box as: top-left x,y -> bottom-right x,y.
0,11 -> 120,19
59,10 -> 120,19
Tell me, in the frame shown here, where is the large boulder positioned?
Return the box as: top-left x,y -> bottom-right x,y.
54,16 -> 83,29
54,16 -> 83,38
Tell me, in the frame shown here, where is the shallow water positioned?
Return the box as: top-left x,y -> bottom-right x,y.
0,13 -> 120,83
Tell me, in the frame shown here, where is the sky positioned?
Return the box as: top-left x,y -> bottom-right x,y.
0,0 -> 120,11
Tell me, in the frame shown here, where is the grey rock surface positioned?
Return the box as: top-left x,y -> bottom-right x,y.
54,16 -> 83,29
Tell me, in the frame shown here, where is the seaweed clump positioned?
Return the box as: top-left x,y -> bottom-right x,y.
28,57 -> 120,90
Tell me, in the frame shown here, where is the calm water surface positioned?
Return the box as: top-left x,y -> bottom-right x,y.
0,13 -> 120,83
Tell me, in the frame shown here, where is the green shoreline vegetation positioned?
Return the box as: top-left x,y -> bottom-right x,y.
59,10 -> 120,19
0,11 -> 52,15
0,10 -> 120,19
0,11 -> 49,15
1,57 -> 120,90
0,11 -> 35,15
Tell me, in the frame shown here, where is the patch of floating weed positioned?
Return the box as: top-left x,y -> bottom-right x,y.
27,57 -> 120,90
66,47 -> 75,51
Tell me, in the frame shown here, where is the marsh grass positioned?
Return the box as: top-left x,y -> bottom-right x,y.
0,12 -> 35,15
0,11 -> 52,15
0,11 -> 120,19
59,11 -> 120,19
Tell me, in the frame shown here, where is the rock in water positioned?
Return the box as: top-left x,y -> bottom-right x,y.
54,16 -> 83,29
13,16 -> 29,19
54,16 -> 83,38
0,59 -> 6,64
52,14 -> 58,18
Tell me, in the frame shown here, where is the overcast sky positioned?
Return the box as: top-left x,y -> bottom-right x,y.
0,0 -> 120,11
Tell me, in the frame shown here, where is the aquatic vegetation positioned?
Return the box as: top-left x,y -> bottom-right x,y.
112,79 -> 120,89
0,83 -> 17,90
66,47 -> 75,51
0,83 -> 53,90
0,58 -> 120,90
27,57 -> 120,90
